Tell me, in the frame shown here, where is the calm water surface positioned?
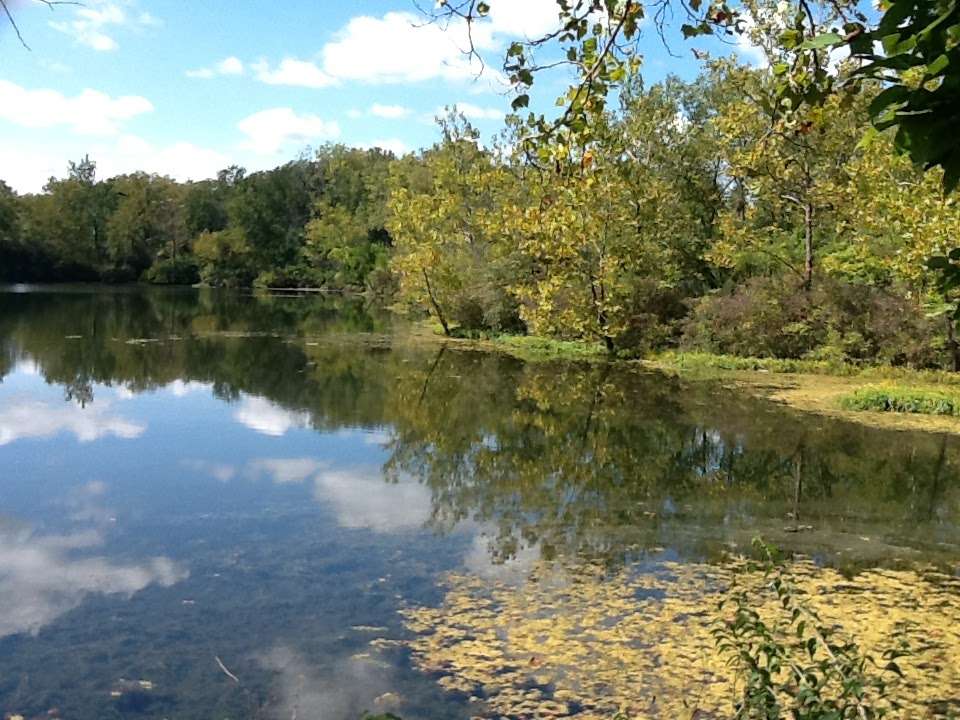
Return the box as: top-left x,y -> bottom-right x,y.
0,286 -> 958,719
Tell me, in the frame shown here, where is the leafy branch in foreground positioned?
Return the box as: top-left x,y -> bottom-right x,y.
713,539 -> 912,720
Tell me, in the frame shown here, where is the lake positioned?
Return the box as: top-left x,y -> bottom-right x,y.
1,286 -> 958,720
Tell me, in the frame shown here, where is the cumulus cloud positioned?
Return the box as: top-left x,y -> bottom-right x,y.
232,395 -> 312,436
366,138 -> 409,156
447,102 -> 505,121
49,0 -> 158,52
318,3 -> 558,86
0,398 -> 145,446
313,468 -> 432,533
103,135 -> 230,181
0,79 -> 153,136
186,56 -> 245,79
237,108 -> 341,155
0,134 -> 230,194
0,524 -> 186,638
322,12 -> 481,85
252,58 -> 336,89
369,103 -> 412,119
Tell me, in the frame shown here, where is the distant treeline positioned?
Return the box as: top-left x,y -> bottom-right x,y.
2,63 -> 959,367
0,144 -> 398,293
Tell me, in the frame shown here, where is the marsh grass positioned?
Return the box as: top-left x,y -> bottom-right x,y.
840,385 -> 960,416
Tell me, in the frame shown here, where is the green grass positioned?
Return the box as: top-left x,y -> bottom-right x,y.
839,385 -> 960,416
654,351 -> 960,385
490,334 -> 607,361
653,351 -> 847,375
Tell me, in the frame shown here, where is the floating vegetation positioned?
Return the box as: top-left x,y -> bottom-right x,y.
401,558 -> 960,719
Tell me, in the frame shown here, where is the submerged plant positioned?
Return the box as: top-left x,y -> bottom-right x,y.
713,539 -> 912,719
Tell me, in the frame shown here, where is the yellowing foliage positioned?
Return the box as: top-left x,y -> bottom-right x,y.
401,557 -> 960,719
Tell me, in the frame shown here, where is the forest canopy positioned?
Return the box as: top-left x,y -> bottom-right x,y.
1,1 -> 959,368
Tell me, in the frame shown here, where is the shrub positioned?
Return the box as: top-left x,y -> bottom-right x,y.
839,385 -> 960,416
682,276 -> 943,367
714,539 -> 911,719
142,256 -> 200,285
254,264 -> 325,290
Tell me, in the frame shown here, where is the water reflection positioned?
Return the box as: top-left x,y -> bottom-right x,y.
0,511 -> 186,639
314,467 -> 433,532
0,397 -> 145,445
0,286 -> 957,719
233,395 -> 311,437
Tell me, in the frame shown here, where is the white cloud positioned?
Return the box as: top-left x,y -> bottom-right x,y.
0,398 -> 145,446
0,79 -> 153,136
0,524 -> 186,638
367,138 -> 409,156
104,135 -> 230,182
313,468 -> 431,532
187,56 -> 245,79
486,0 -> 560,37
0,133 -> 229,194
49,0 -> 158,52
252,58 -> 337,89
237,108 -> 341,156
448,102 -> 505,121
306,5 -> 560,87
369,103 -> 412,119
322,11 -> 483,84
233,395 -> 311,436
247,457 -> 326,485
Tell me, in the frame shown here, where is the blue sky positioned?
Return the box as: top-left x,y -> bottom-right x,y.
0,0 -> 731,193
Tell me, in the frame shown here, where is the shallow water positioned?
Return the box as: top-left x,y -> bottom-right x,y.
0,286 -> 957,719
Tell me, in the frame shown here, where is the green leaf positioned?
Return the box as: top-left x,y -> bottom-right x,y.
926,53 -> 950,76
800,32 -> 843,50
511,94 -> 530,111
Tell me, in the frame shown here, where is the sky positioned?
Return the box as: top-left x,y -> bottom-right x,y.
0,0 -> 735,194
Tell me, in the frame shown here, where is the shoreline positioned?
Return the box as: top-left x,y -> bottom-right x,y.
405,325 -> 960,436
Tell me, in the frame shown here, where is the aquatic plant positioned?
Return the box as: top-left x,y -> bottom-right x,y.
713,539 -> 912,719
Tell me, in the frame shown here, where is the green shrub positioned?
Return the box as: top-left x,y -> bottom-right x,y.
142,256 -> 200,285
682,276 -> 943,368
839,386 -> 960,416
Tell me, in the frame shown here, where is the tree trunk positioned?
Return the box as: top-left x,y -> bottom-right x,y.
946,315 -> 960,372
422,269 -> 450,336
803,202 -> 814,292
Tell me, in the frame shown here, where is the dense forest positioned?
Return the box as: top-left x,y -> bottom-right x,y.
1,62 -> 958,367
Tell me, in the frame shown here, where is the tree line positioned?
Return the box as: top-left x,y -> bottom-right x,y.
2,60 -> 959,367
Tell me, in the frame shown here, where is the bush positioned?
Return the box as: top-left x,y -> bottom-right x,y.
143,256 -> 200,285
612,279 -> 689,357
839,385 -> 960,416
682,276 -> 943,367
254,264 -> 325,290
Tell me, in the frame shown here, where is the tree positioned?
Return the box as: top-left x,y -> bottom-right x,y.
388,113 -> 521,335
305,146 -> 395,289
711,66 -> 868,290
106,173 -> 185,279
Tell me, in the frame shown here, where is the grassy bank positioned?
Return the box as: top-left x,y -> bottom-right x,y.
406,324 -> 960,434
839,385 -> 960,416
648,352 -> 960,435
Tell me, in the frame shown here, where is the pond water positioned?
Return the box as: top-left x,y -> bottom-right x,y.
0,286 -> 958,720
